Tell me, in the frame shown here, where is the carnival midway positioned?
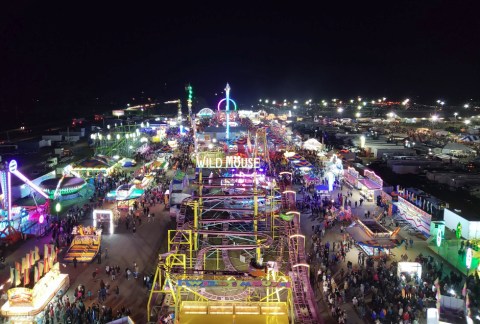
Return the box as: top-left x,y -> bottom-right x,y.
0,84 -> 479,324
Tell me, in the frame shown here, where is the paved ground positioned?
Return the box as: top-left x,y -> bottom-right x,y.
297,183 -> 461,324
0,189 -> 173,323
0,173 -> 464,323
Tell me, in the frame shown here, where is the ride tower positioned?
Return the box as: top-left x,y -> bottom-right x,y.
216,83 -> 238,140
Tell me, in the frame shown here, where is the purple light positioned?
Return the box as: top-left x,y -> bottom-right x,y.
259,168 -> 264,172
12,170 -> 49,199
39,214 -> 44,224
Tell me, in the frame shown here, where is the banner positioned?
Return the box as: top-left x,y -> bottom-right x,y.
7,287 -> 33,306
25,252 -> 30,269
44,256 -> 49,274
29,250 -> 35,266
23,268 -> 29,286
50,244 -> 57,262
14,269 -> 20,286
38,261 -> 44,277
34,266 -> 39,283
21,257 -> 26,273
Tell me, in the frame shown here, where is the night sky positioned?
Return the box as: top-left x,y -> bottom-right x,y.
0,1 -> 479,124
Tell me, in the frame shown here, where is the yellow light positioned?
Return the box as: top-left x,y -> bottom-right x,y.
293,263 -> 310,268
289,234 -> 305,239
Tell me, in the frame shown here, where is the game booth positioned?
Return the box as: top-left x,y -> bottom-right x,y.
63,224 -> 102,263
1,245 -> 69,323
395,193 -> 432,237
346,218 -> 402,258
344,167 -> 360,189
397,262 -> 422,282
358,170 -> 383,202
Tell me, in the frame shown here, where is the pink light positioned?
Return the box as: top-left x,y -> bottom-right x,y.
7,172 -> 11,221
39,214 -> 44,224
12,170 -> 49,199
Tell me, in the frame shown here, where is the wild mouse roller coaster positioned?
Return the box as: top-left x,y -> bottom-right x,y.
147,143 -> 320,322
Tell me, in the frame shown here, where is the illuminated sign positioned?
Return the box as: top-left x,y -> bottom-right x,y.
196,156 -> 261,169
7,287 -> 33,306
364,170 -> 383,188
112,110 -> 125,117
466,247 -> 472,269
8,160 -> 17,173
436,228 -> 442,247
347,167 -> 359,178
177,279 -> 291,288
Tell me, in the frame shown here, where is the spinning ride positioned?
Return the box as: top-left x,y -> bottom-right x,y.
0,160 -> 50,243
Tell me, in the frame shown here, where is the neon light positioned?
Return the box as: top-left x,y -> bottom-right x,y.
12,170 -> 49,199
216,99 -> 238,111
466,247 -> 472,269
289,234 -> 305,239
217,83 -> 237,140
292,263 -> 310,269
93,209 -> 114,234
436,228 -> 442,247
7,171 -> 11,221
285,211 -> 300,216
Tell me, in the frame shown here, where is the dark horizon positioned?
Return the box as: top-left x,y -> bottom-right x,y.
1,1 -> 480,124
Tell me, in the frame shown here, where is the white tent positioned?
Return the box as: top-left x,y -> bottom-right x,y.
442,143 -> 476,156
303,138 -> 323,151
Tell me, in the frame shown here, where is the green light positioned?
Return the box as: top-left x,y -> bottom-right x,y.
456,222 -> 462,239
436,228 -> 442,247
466,247 -> 472,269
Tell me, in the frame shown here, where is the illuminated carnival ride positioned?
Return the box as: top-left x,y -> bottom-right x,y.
63,223 -> 103,263
147,112 -> 321,323
0,160 -> 50,244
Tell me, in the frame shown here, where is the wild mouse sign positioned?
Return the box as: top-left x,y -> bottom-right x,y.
196,155 -> 261,169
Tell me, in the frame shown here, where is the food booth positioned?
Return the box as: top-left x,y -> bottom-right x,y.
1,256 -> 69,323
344,167 -> 360,189
346,219 -> 401,258
358,170 -> 383,202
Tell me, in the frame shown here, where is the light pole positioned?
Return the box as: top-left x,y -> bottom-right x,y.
55,202 -> 61,219
431,115 -> 438,130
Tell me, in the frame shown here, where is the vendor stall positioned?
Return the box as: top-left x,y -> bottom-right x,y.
346,220 -> 402,258
395,195 -> 432,237
358,170 -> 383,201
397,262 -> 422,281
344,167 -> 360,189
1,262 -> 70,323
